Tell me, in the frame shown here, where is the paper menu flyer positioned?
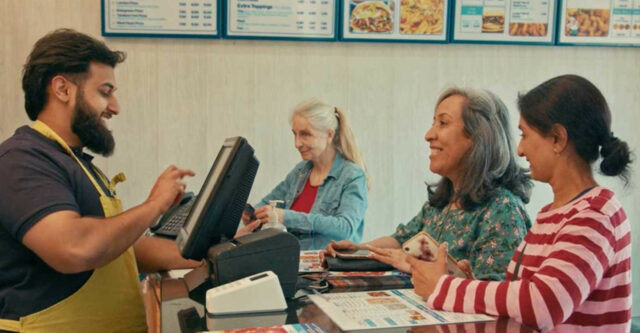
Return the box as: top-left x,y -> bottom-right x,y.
558,0 -> 640,45
102,0 -> 218,37
341,0 -> 449,41
452,0 -> 556,43
225,0 -> 336,39
206,323 -> 326,333
308,289 -> 494,331
299,250 -> 325,273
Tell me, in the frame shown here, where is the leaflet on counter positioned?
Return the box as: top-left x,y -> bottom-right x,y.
308,289 -> 494,331
299,250 -> 325,273
558,0 -> 640,46
452,0 -> 556,44
102,0 -> 219,37
207,323 -> 326,333
341,0 -> 450,42
224,0 -> 337,40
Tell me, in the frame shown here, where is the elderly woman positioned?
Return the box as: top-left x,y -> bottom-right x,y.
240,99 -> 369,243
327,88 -> 532,280
408,75 -> 632,332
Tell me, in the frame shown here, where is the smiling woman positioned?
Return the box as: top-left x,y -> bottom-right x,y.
238,99 -> 369,244
326,87 -> 532,280
410,75 -> 633,333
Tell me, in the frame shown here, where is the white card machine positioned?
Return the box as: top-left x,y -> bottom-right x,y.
206,271 -> 287,315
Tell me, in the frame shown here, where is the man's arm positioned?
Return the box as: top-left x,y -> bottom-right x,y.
22,166 -> 194,274
134,236 -> 201,273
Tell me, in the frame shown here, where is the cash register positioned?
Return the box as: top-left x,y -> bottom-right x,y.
169,137 -> 299,303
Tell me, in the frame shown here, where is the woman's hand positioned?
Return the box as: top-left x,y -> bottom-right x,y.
234,219 -> 264,238
321,240 -> 362,262
457,259 -> 475,279
254,206 -> 284,224
367,245 -> 411,273
406,243 -> 449,298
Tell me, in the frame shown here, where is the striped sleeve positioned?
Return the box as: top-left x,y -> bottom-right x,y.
426,210 -> 617,332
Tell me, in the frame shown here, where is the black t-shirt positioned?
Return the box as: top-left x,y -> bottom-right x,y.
0,126 -> 112,320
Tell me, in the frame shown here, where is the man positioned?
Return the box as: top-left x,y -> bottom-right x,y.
0,29 -> 199,332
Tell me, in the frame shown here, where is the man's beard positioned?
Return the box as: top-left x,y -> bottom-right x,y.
71,91 -> 115,157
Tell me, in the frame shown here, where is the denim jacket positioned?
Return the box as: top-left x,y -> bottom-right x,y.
255,153 -> 367,242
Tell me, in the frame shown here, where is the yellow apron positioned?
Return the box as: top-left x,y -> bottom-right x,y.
0,121 -> 146,332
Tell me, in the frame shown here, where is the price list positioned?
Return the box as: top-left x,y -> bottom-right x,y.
225,0 -> 336,40
103,0 -> 218,37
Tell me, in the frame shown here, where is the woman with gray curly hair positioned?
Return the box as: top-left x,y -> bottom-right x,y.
326,87 -> 532,281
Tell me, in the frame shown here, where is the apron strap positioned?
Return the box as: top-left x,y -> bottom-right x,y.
0,318 -> 20,332
32,120 -> 119,197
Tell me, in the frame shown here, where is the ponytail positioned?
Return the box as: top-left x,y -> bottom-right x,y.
334,107 -> 371,189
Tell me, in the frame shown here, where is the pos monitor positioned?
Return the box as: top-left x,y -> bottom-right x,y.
176,136 -> 259,260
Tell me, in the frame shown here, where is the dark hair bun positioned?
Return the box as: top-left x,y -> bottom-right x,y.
600,136 -> 632,178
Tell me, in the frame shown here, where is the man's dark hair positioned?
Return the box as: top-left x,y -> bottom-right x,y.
22,28 -> 126,120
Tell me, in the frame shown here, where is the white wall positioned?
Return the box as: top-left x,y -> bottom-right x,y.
1,0 -> 638,316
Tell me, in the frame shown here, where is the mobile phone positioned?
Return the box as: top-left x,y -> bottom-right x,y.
335,249 -> 371,260
402,231 -> 467,278
244,203 -> 256,220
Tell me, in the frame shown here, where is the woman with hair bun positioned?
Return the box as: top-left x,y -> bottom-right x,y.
408,75 -> 632,332
239,99 -> 369,243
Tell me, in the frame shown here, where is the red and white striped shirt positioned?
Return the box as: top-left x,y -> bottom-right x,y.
426,187 -> 631,332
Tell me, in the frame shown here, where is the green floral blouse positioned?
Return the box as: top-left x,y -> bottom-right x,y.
391,187 -> 531,281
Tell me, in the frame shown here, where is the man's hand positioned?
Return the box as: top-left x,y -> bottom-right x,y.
367,245 -> 411,273
145,165 -> 194,220
406,242 -> 449,298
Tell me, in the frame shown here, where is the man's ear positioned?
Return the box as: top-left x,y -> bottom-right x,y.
49,75 -> 75,104
550,123 -> 568,153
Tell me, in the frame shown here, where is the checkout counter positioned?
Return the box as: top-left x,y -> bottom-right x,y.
141,234 -> 536,333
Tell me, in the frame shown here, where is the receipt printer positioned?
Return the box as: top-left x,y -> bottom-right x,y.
207,228 -> 300,298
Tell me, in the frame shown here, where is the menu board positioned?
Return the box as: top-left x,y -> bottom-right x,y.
558,0 -> 640,46
102,0 -> 218,38
340,0 -> 449,42
452,0 -> 556,44
224,0 -> 337,40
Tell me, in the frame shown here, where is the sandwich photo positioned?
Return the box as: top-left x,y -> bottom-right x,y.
482,9 -> 505,33
350,1 -> 394,33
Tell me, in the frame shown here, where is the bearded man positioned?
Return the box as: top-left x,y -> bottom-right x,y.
0,29 -> 199,333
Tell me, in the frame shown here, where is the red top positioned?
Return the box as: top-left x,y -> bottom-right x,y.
290,177 -> 319,213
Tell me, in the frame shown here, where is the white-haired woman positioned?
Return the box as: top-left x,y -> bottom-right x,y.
240,99 -> 370,243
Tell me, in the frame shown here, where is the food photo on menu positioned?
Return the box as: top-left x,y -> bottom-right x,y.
349,0 -> 394,33
400,0 -> 444,35
482,8 -> 505,33
565,8 -> 610,37
509,22 -> 548,36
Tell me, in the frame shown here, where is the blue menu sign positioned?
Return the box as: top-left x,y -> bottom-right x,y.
452,0 -> 556,45
224,0 -> 338,40
102,0 -> 220,38
558,0 -> 640,46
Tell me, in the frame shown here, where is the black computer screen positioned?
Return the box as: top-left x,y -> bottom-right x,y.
176,137 -> 259,260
